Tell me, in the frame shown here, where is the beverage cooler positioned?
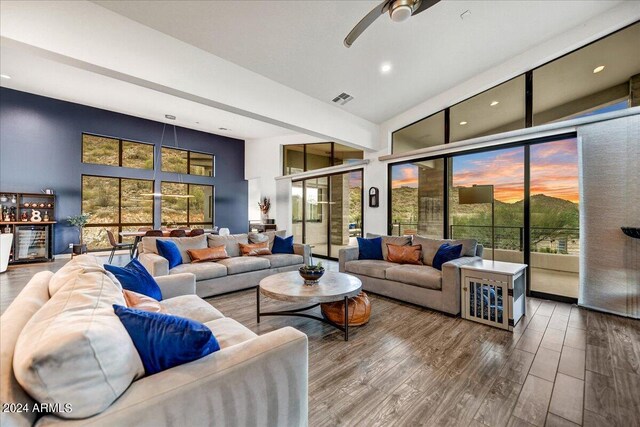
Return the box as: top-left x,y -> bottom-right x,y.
14,225 -> 52,262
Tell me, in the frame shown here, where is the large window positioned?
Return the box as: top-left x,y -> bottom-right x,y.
391,22 -> 640,153
161,147 -> 214,177
82,134 -> 154,170
82,175 -> 154,250
160,182 -> 214,228
388,134 -> 580,300
392,111 -> 445,154
283,142 -> 364,175
533,23 -> 640,125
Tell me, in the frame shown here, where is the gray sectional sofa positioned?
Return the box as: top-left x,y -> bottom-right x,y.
139,231 -> 311,298
1,255 -> 308,426
339,234 -> 483,315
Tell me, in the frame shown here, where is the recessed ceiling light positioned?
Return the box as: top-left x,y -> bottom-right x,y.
490,100 -> 499,107
0,74 -> 11,79
165,114 -> 176,120
218,127 -> 228,131
593,65 -> 605,74
459,121 -> 468,126
380,63 -> 392,74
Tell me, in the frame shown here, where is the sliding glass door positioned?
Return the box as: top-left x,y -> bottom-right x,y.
293,170 -> 363,260
529,138 -> 580,298
449,147 -> 525,264
388,135 -> 580,301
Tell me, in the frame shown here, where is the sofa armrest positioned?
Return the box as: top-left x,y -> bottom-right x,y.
138,253 -> 169,277
155,273 -> 196,299
441,256 -> 482,315
36,327 -> 309,427
293,243 -> 311,265
338,246 -> 359,272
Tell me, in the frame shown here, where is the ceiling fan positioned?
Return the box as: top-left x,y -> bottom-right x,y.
344,0 -> 440,48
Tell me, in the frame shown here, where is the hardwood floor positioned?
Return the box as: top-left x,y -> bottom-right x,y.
2,256 -> 639,426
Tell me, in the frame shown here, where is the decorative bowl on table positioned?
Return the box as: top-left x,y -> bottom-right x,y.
299,263 -> 325,285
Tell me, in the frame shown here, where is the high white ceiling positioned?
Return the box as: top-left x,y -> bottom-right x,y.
95,0 -> 623,123
0,44 -> 293,140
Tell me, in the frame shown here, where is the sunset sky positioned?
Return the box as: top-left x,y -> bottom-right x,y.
391,138 -> 579,203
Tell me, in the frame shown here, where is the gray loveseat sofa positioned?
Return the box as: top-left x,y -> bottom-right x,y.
139,231 -> 311,298
339,234 -> 483,315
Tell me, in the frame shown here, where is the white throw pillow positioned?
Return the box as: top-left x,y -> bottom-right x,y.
13,265 -> 144,419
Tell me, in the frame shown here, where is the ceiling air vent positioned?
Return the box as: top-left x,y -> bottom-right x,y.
332,92 -> 354,106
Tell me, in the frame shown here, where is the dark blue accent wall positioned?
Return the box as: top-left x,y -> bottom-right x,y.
0,88 -> 248,255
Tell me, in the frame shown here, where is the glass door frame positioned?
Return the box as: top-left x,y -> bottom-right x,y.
293,168 -> 365,261
386,132 -> 578,303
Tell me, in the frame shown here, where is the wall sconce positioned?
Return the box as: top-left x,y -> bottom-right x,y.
368,187 -> 379,208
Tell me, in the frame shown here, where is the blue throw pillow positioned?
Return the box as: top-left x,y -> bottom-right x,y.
432,243 -> 463,270
156,239 -> 182,269
357,237 -> 384,260
271,235 -> 294,254
113,305 -> 220,375
105,258 -> 163,300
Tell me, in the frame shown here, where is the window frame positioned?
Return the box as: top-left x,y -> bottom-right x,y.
282,142 -> 364,176
391,21 -> 639,153
81,174 -> 155,249
161,146 -> 215,177
160,180 -> 215,228
81,133 -> 155,170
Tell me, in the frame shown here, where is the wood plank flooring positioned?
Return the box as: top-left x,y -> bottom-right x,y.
1,256 -> 639,426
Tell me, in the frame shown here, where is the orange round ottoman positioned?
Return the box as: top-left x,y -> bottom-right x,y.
321,291 -> 371,326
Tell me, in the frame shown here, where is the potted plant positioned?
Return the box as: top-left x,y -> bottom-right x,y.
258,197 -> 271,223
68,213 -> 91,255
299,261 -> 325,285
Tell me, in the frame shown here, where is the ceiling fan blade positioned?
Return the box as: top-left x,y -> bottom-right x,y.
412,0 -> 441,16
344,1 -> 391,48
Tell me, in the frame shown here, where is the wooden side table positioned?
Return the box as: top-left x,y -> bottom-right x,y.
460,260 -> 527,331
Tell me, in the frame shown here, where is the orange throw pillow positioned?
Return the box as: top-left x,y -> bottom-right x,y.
386,243 -> 423,265
122,289 -> 165,313
188,245 -> 229,263
239,241 -> 272,256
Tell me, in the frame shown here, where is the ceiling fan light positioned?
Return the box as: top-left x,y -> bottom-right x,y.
390,5 -> 412,22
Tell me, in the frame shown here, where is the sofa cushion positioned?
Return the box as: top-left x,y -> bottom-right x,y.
204,317 -> 258,349
170,262 -> 227,281
105,258 -> 163,300
386,244 -> 423,265
216,257 -> 271,275
271,235 -> 295,254
159,295 -> 225,324
48,254 -> 104,296
13,265 -> 144,419
187,246 -> 229,263
239,241 -> 272,256
412,235 -> 478,266
344,260 -> 398,279
385,265 -> 443,290
114,305 -> 220,376
259,254 -> 304,268
249,230 -> 287,250
357,236 -> 384,260
123,290 -> 165,313
366,233 -> 412,261
156,239 -> 183,269
207,233 -> 248,258
432,243 -> 463,270
142,235 -> 208,264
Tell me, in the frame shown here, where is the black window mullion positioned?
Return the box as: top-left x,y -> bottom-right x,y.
444,108 -> 450,144
525,71 -> 533,127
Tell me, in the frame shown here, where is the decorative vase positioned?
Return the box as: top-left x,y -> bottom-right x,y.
261,213 -> 269,224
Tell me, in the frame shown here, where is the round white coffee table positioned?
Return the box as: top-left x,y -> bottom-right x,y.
257,271 -> 362,341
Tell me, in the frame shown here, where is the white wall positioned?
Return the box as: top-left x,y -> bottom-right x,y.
245,133 -> 326,225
